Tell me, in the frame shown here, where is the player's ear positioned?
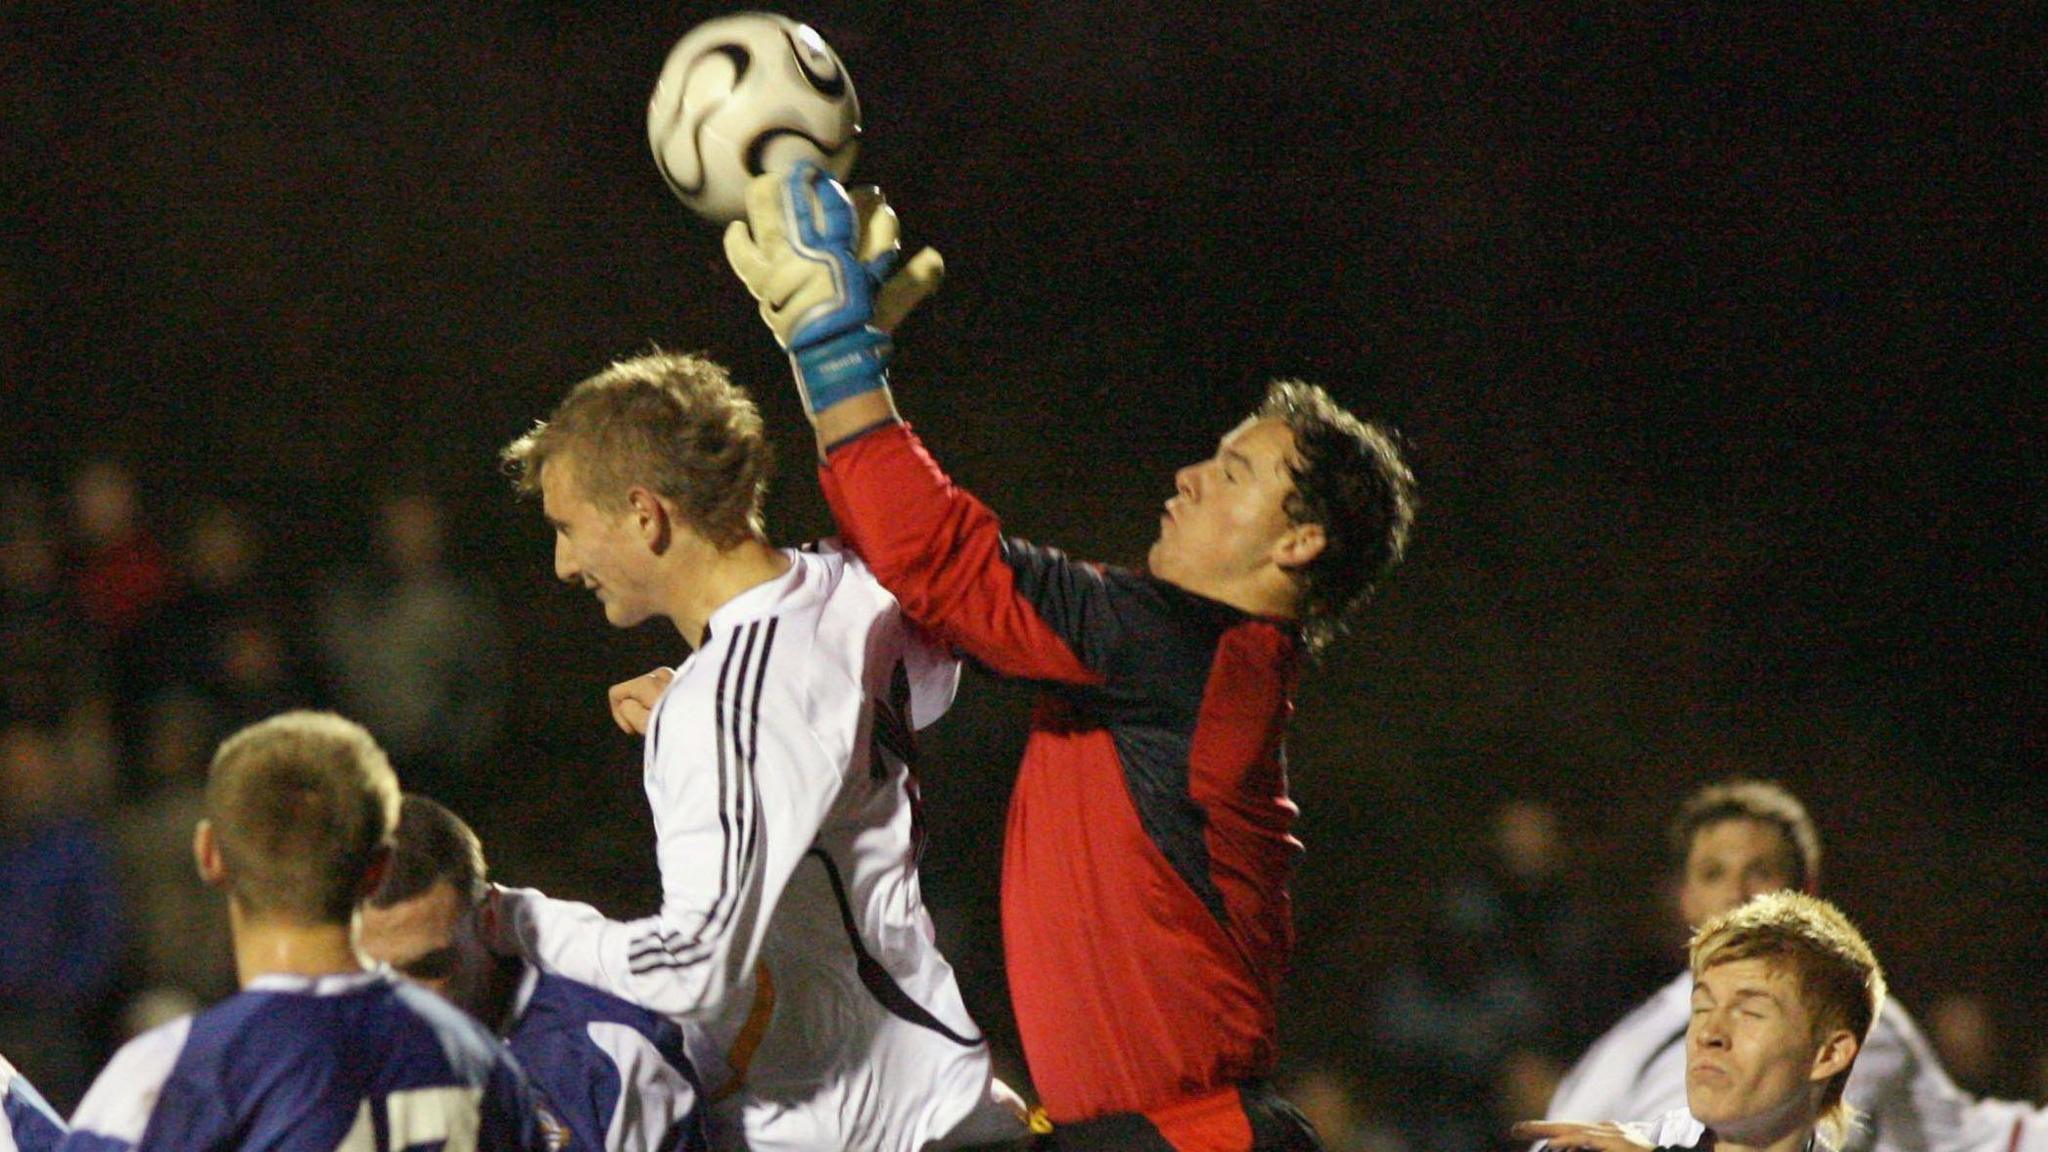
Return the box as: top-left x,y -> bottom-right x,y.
1273,521 -> 1326,571
626,486 -> 674,552
194,819 -> 227,887
1665,871 -> 1688,923
1809,1028 -> 1858,1084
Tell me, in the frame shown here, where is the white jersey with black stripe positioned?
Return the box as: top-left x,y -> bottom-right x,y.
498,545 -> 1024,1152
1547,970 -> 2037,1152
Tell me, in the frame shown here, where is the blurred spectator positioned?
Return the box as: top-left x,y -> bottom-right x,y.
67,459 -> 174,641
1482,797 -> 1639,1056
1372,865 -> 1548,1152
0,480 -> 92,727
0,721 -> 124,1115
108,691 -> 237,1020
1370,796 -> 1634,1152
65,459 -> 178,780
1927,992 -> 1999,1096
155,501 -> 313,742
1496,1048 -> 1564,1140
1281,1062 -> 1408,1152
313,486 -> 505,809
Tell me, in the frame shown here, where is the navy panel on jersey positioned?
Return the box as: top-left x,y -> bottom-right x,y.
510,972 -> 704,1152
63,970 -> 547,1152
3,1067 -> 66,1152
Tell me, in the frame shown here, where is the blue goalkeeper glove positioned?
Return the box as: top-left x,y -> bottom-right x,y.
725,161 -> 941,415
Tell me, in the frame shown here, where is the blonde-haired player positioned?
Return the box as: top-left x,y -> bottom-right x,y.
493,353 -> 1025,1151
64,711 -> 551,1151
1545,778 -> 2044,1152
1518,889 -> 1883,1152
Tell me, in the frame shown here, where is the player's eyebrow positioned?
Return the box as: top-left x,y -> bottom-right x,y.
1693,984 -> 1787,1011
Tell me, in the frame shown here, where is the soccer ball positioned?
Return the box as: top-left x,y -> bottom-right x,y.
647,12 -> 862,225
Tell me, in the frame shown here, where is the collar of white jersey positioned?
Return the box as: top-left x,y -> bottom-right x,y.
243,967 -> 393,997
702,546 -> 820,639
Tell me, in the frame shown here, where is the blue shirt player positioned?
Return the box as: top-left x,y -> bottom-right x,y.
2,1053 -> 65,1152
360,796 -> 705,1152
61,711 -> 550,1152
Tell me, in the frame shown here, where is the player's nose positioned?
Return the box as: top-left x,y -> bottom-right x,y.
1694,1011 -> 1731,1048
1174,463 -> 1199,500
553,537 -> 579,583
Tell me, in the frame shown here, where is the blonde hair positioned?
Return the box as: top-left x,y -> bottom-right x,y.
206,711 -> 400,924
1689,890 -> 1886,1147
501,351 -> 774,549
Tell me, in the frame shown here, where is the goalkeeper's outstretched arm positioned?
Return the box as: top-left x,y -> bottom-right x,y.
723,162 -> 937,454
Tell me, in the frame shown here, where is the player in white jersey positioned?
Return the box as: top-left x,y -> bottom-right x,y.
1544,778 -> 2041,1152
1521,890 -> 1885,1152
494,352 -> 1027,1151
1,1054 -> 64,1152
361,795 -> 707,1152
61,710 -> 550,1152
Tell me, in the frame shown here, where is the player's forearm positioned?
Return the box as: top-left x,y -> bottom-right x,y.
821,424 -> 1096,684
819,422 -> 992,642
498,887 -> 731,1022
810,389 -> 900,459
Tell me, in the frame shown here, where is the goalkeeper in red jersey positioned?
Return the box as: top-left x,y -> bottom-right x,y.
715,162 -> 1419,1152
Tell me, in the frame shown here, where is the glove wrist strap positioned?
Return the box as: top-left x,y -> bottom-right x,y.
793,326 -> 892,415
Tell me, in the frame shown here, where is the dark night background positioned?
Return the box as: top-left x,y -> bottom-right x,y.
2,0 -> 2041,1131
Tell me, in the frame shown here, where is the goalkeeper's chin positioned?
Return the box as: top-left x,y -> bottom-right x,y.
1143,532 -> 1173,582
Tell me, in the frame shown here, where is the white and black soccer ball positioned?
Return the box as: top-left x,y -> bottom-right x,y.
647,12 -> 862,225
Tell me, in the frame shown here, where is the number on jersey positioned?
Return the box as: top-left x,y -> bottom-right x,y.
333,1087 -> 483,1152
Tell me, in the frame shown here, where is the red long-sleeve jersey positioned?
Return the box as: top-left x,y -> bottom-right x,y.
821,422 -> 1306,1142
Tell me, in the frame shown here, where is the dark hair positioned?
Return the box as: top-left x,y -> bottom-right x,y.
1668,778 -> 1822,890
1258,379 -> 1418,653
369,794 -> 488,909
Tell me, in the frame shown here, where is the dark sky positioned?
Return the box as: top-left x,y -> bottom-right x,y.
3,2 -> 2041,1079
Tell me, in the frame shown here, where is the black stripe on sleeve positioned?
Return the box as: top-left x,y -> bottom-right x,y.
739,619 -> 776,880
628,623 -> 768,975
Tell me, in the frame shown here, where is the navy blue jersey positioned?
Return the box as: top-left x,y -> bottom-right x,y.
507,970 -> 703,1152
62,970 -> 548,1152
2,1058 -> 66,1152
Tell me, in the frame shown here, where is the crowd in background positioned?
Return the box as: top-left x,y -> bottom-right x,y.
0,456 -> 2039,1146
0,458 -> 505,1112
